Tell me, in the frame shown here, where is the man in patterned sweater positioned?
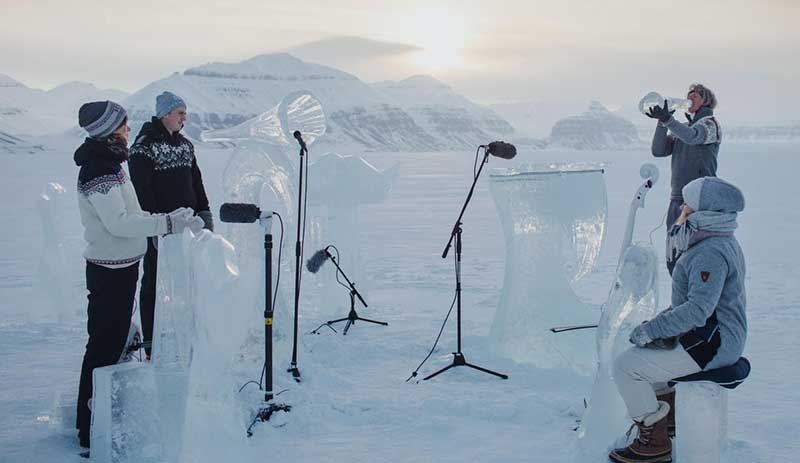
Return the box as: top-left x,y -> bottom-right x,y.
129,91 -> 214,358
646,83 -> 722,274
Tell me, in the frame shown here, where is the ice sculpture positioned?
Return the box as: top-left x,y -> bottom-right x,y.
577,164 -> 660,455
201,90 -> 326,147
488,163 -> 607,373
675,382 -> 728,463
91,363 -> 162,463
92,230 -> 252,462
306,153 -> 397,316
638,91 -> 691,116
181,231 -> 251,462
35,182 -> 74,318
208,91 -> 326,340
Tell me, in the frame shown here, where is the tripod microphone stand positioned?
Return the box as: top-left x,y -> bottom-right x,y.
311,250 -> 387,335
424,148 -> 507,381
248,215 -> 290,436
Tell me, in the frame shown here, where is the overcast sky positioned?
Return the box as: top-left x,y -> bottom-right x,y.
2,0 -> 798,123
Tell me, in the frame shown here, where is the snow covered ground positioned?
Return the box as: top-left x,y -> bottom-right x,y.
1,142 -> 797,462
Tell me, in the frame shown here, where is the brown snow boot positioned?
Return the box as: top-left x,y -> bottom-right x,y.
608,401 -> 672,463
656,387 -> 675,437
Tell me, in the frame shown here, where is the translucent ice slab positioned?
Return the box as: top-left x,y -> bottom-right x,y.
488,163 -> 607,373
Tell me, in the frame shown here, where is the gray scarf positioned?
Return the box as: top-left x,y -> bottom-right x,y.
667,211 -> 738,264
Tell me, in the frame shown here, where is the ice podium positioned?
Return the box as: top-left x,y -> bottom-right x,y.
90,230 -> 250,463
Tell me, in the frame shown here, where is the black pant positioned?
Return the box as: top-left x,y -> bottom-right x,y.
139,238 -> 158,356
76,261 -> 139,440
666,199 -> 683,276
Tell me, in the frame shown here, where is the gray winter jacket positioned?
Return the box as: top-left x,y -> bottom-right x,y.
651,106 -> 721,200
643,177 -> 747,370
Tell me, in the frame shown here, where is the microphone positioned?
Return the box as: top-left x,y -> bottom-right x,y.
293,130 -> 307,151
485,141 -> 517,160
306,247 -> 331,273
219,203 -> 270,223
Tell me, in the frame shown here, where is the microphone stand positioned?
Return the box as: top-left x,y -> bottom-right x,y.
288,137 -> 306,381
310,250 -> 387,335
248,215 -> 290,436
424,147 -> 507,381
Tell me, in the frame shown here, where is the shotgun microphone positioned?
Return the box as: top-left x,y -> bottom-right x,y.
485,141 -> 517,160
306,247 -> 331,273
219,203 -> 271,223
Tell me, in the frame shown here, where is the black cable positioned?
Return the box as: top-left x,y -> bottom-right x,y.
272,212 -> 285,311
473,145 -> 483,180
238,380 -> 261,394
405,254 -> 459,382
327,245 -> 351,291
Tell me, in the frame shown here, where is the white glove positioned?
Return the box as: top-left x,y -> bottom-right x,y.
167,208 -> 204,234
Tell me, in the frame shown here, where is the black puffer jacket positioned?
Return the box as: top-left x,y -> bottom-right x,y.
128,117 -> 210,214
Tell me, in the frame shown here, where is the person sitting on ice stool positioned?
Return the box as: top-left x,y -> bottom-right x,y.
608,176 -> 747,463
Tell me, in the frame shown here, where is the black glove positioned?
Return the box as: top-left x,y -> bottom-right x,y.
197,210 -> 214,232
646,99 -> 675,124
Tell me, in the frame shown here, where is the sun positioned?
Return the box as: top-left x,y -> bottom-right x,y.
408,7 -> 467,70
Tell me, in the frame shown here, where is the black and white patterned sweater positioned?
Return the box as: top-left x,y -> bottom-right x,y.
128,118 -> 210,215
75,138 -> 170,268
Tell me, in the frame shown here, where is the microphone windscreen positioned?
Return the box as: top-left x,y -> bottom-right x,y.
487,141 -> 517,160
306,248 -> 329,273
219,203 -> 261,223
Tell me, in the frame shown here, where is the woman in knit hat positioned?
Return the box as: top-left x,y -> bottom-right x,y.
73,101 -> 205,450
609,177 -> 747,463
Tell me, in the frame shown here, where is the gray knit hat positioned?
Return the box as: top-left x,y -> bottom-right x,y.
78,101 -> 127,138
682,177 -> 745,213
155,91 -> 187,118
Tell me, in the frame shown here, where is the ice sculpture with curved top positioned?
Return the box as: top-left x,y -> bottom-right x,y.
488,163 -> 607,374
200,90 -> 326,147
576,164 -> 660,457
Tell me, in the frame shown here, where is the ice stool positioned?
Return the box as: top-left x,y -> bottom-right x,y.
669,357 -> 751,463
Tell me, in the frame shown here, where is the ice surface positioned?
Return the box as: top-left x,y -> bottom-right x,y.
34,182 -> 74,319
488,163 -> 607,374
675,382 -> 728,463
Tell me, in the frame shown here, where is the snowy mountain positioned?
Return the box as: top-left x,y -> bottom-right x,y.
0,129 -> 45,155
121,54 -> 511,151
546,101 -> 643,150
489,99 -> 591,139
0,73 -> 128,139
371,75 -> 513,149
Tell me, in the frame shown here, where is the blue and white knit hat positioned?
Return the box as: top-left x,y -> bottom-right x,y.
682,177 -> 745,213
78,101 -> 127,138
155,91 -> 187,118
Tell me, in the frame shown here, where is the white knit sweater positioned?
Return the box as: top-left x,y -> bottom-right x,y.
77,167 -> 170,268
